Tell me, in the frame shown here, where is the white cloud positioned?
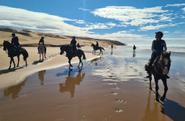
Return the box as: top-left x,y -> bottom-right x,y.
78,8 -> 90,12
92,6 -> 170,26
0,5 -> 147,42
166,3 -> 185,7
182,7 -> 185,12
0,5 -> 91,37
140,23 -> 177,31
83,22 -> 118,30
93,31 -> 146,41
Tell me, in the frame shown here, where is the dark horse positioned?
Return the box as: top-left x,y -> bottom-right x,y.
3,41 -> 29,69
60,45 -> 86,68
145,51 -> 171,102
91,43 -> 105,54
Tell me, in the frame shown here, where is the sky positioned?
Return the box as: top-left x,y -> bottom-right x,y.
0,0 -> 185,46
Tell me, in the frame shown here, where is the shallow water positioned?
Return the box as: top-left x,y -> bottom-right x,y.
0,46 -> 185,121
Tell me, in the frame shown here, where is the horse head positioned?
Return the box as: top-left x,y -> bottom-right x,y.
60,45 -> 68,55
159,51 -> 171,75
3,40 -> 10,51
91,43 -> 94,47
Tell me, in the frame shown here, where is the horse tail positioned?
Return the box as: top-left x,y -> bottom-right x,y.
21,48 -> 29,61
82,51 -> 86,60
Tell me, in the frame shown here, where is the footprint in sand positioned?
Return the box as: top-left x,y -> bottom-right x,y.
115,107 -> 123,113
111,91 -> 119,96
112,86 -> 120,90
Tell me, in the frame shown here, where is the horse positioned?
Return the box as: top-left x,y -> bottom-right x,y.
3,41 -> 29,69
60,45 -> 86,69
145,51 -> 171,102
38,44 -> 46,61
91,43 -> 105,54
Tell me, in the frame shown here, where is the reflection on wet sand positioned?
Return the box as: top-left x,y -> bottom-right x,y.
38,70 -> 46,85
3,81 -> 26,99
59,71 -> 85,97
133,50 -> 136,57
143,90 -> 167,121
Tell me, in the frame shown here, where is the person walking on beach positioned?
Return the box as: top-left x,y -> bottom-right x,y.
70,36 -> 77,55
133,44 -> 136,57
11,33 -> 20,50
133,45 -> 136,51
111,44 -> 113,55
146,31 -> 169,78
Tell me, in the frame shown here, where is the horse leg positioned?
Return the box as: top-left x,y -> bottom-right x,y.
39,54 -> 41,61
25,58 -> 28,67
160,78 -> 168,101
149,74 -> 152,90
78,57 -> 83,68
154,77 -> 159,101
68,58 -> 73,67
17,55 -> 20,67
12,57 -> 16,69
9,58 -> 12,69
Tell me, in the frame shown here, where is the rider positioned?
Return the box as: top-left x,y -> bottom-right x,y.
11,33 -> 20,50
70,36 -> 77,54
96,41 -> 99,47
146,31 -> 169,78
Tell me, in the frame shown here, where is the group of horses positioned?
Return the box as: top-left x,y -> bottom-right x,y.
2,41 -> 104,70
2,40 -> 171,102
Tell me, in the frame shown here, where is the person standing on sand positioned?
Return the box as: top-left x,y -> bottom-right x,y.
146,31 -> 169,78
11,33 -> 20,49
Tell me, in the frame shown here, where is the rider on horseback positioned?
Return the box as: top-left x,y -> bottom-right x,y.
38,36 -> 46,59
146,31 -> 169,78
70,36 -> 77,55
11,33 -> 20,51
96,41 -> 99,48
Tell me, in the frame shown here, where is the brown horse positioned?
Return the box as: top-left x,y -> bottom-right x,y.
145,51 -> 171,102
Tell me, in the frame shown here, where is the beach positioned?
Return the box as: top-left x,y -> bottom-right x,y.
0,46 -> 185,121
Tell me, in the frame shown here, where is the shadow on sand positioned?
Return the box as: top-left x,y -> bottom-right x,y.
143,90 -> 185,121
0,66 -> 24,75
32,60 -> 44,65
162,99 -> 185,121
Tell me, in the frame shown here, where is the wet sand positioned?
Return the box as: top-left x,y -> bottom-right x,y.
0,47 -> 185,121
0,46 -> 98,89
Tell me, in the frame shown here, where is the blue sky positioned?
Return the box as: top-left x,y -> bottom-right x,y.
0,0 -> 185,46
